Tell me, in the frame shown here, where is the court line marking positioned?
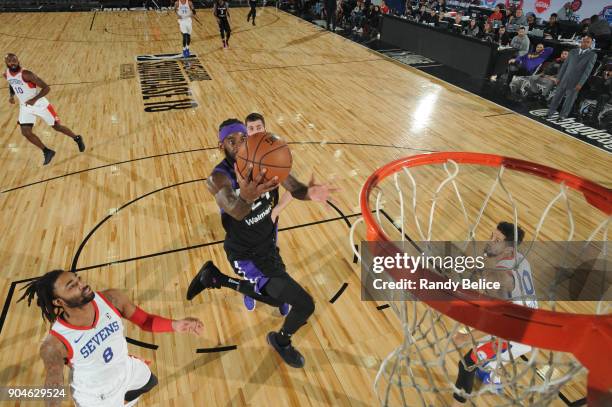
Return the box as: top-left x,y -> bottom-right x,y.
126,336 -> 158,350
1,141 -> 435,193
196,345 -> 237,353
89,11 -> 97,31
329,282 -> 349,303
0,211 -> 362,335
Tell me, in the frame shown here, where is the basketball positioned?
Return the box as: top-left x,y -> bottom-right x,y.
235,132 -> 292,183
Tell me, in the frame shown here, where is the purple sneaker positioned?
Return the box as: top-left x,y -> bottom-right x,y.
244,296 -> 256,311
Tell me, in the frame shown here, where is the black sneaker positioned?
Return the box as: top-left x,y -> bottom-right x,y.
267,332 -> 305,368
74,136 -> 85,152
43,149 -> 56,165
186,261 -> 223,300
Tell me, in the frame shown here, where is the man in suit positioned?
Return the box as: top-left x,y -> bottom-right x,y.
546,35 -> 597,119
324,0 -> 337,31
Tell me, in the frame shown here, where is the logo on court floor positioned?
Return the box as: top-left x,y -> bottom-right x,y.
136,53 -> 211,113
529,109 -> 612,152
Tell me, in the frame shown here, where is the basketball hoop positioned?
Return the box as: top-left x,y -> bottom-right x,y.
350,152 -> 611,406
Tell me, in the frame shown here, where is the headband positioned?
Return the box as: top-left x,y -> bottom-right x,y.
219,123 -> 247,142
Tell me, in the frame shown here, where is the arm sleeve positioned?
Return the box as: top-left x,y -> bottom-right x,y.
128,307 -> 174,332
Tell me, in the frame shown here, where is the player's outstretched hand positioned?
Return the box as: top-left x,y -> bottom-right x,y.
172,317 -> 204,336
234,163 -> 279,203
307,174 -> 339,203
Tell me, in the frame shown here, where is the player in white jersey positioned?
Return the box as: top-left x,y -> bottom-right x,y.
451,222 -> 538,406
18,270 -> 203,407
175,0 -> 196,58
4,54 -> 85,166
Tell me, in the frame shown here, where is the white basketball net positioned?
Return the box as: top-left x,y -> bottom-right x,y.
350,158 -> 610,406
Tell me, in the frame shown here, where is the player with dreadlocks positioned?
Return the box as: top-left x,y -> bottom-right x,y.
19,270 -> 203,406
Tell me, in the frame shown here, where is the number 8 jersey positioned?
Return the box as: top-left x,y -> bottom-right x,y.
50,292 -> 129,394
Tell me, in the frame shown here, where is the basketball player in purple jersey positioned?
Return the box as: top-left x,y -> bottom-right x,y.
187,118 -> 337,368
242,112 -> 294,312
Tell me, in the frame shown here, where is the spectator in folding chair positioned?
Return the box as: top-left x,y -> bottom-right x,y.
350,2 -> 365,32
507,7 -> 527,29
505,43 -> 553,86
451,12 -> 464,33
487,5 -> 503,25
424,9 -> 442,26
525,13 -> 537,31
543,13 -> 559,39
480,21 -> 495,41
510,26 -> 530,56
525,50 -> 568,99
366,5 -> 381,37
380,0 -> 389,14
495,25 -> 511,46
432,0 -> 446,13
463,19 -> 480,37
556,2 -> 574,21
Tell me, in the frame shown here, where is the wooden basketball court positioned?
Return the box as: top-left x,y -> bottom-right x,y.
0,7 -> 608,406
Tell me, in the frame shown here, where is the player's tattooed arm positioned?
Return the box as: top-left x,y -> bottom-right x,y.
40,335 -> 66,407
21,70 -> 50,105
207,167 -> 278,220
207,172 -> 253,220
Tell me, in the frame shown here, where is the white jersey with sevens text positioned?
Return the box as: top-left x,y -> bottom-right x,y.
497,251 -> 538,309
4,68 -> 48,106
50,292 -> 130,396
177,0 -> 193,19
